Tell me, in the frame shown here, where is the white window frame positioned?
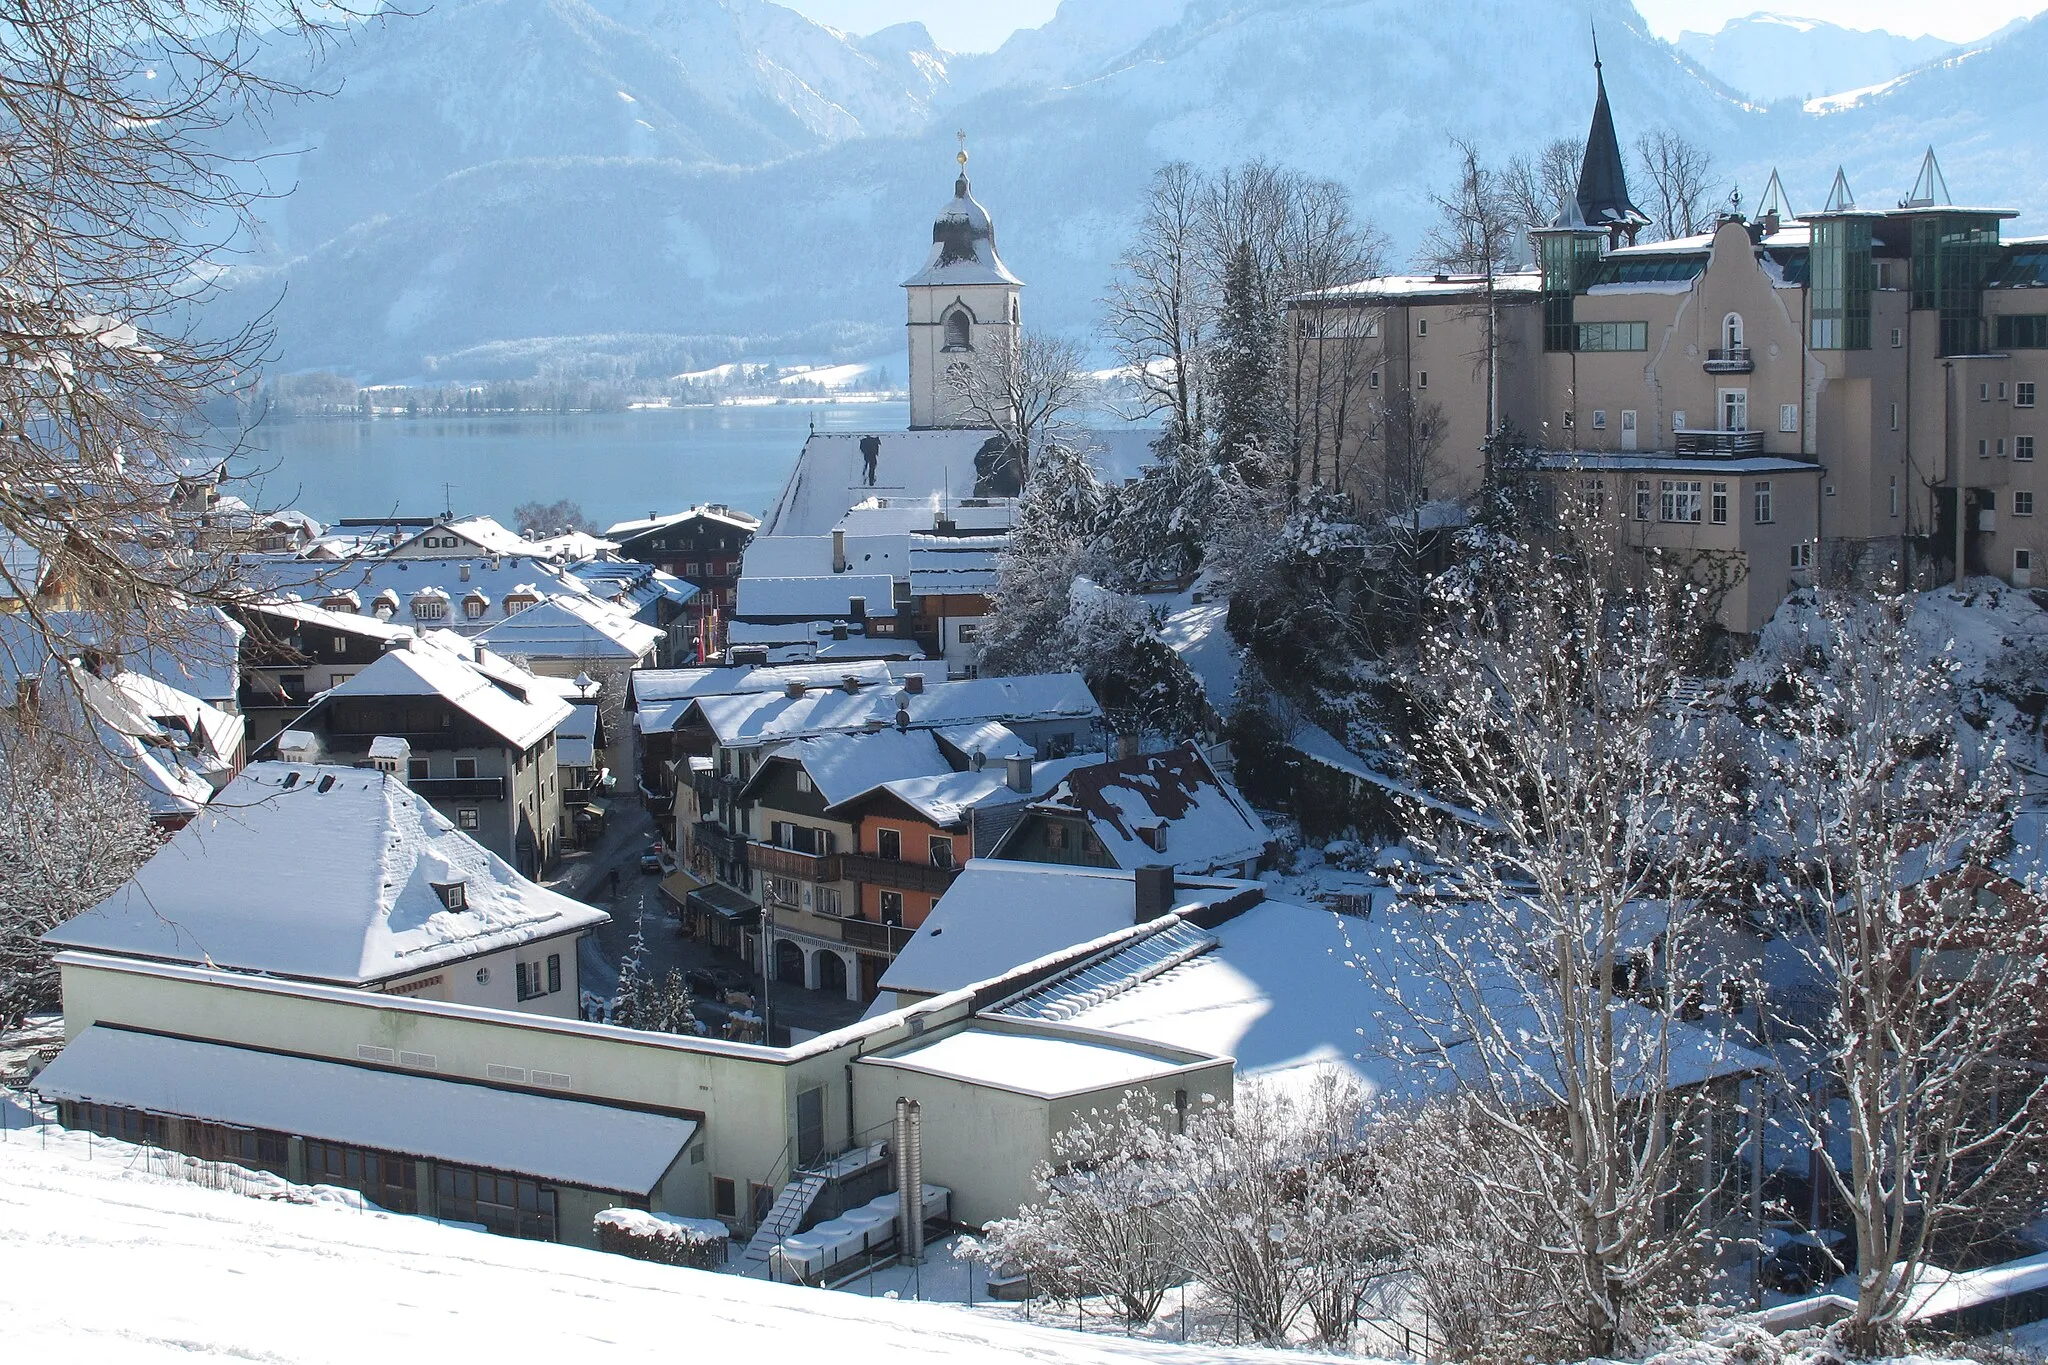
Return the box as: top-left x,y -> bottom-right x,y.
2019,382 -> 2037,409
2018,435 -> 2037,462
1635,480 -> 1652,521
1779,403 -> 1799,433
1591,409 -> 1607,430
1710,482 -> 1729,525
1658,480 -> 1703,524
1754,481 -> 1775,525
2015,491 -> 2035,517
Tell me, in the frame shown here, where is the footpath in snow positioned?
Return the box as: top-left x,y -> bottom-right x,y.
0,1102 -> 1358,1364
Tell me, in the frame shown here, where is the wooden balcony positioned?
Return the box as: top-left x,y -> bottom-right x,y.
691,820 -> 750,867
839,919 -> 917,953
749,842 -> 840,883
839,852 -> 959,896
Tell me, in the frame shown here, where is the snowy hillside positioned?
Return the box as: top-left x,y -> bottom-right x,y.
206,0 -> 2048,380
0,1113 -> 1349,1363
1674,13 -> 1953,105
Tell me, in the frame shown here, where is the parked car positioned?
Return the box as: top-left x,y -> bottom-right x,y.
685,966 -> 751,999
1761,1229 -> 1851,1293
638,850 -> 664,874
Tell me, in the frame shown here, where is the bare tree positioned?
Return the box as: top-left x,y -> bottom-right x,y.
1377,519 -> 1744,1358
0,692 -> 162,1027
1753,593 -> 2048,1354
1102,162 -> 1211,448
1634,131 -> 1719,242
943,330 -> 1094,480
1419,140 -> 1521,459
0,0 -> 368,716
1278,180 -> 1387,491
1502,138 -> 1585,252
511,499 -> 595,537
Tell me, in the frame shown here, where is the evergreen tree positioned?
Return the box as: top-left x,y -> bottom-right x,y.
1210,239 -> 1281,476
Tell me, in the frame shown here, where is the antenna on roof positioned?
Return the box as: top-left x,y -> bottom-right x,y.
441,482 -> 456,520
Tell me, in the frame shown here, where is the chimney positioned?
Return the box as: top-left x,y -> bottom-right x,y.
842,674 -> 863,694
1005,755 -> 1032,794
1115,732 -> 1140,760
832,623 -> 849,641
369,736 -> 411,783
277,729 -> 319,765
1135,865 -> 1175,923
785,681 -> 807,700
849,595 -> 866,620
902,672 -> 924,695
832,528 -> 847,574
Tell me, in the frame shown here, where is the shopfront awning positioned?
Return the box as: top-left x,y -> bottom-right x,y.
34,1026 -> 696,1195
658,868 -> 706,910
686,880 -> 761,925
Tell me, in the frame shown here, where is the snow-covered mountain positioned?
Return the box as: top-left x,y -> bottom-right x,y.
1674,13 -> 1953,105
208,0 -> 2048,382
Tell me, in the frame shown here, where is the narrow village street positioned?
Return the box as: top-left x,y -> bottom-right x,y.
558,803 -> 866,1043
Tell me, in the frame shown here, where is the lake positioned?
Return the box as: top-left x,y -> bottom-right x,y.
234,400 -> 912,531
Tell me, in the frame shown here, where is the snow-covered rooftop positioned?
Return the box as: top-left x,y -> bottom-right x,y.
1017,743 -> 1272,875
907,535 -> 1005,596
877,861 -> 1260,1000
761,431 -> 1025,537
1297,271 -> 1543,303
475,594 -> 663,662
391,516 -> 554,560
604,504 -> 760,538
34,1026 -> 688,1194
868,1025 -> 1199,1099
45,763 -> 609,984
689,671 -> 1100,747
746,729 -> 952,808
317,637 -> 574,750
735,573 -> 896,621
850,752 -> 1108,829
741,534 -> 910,580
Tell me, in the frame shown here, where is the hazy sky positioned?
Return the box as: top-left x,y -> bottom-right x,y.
781,0 -> 2046,52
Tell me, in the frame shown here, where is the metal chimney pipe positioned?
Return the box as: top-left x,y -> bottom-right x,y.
904,1099 -> 924,1266
893,1098 -> 913,1253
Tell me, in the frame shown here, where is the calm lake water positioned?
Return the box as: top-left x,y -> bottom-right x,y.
235,401 -> 911,531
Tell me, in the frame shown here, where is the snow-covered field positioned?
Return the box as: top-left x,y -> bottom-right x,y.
0,1102 -> 1354,1364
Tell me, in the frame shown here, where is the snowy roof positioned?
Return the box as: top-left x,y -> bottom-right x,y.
240,596 -> 415,644
525,531 -> 618,560
689,672 -> 1100,748
556,701 -> 600,769
1015,743 -> 1272,875
1048,898 -> 1764,1104
741,534 -> 910,580
933,719 -> 1035,766
631,661 -> 900,728
391,516 -> 553,560
761,431 -> 1024,537
604,504 -> 760,538
856,752 -> 1107,828
35,1026 -> 689,1194
832,500 -> 1018,536
562,558 -> 698,612
900,173 -> 1022,289
1297,272 -> 1542,303
735,574 -> 896,621
0,533 -> 47,597
45,763 -> 608,983
475,595 -> 663,662
745,729 -> 952,809
314,637 -> 574,750
907,536 -> 1005,596
868,1026 -> 1200,1099
0,605 -> 244,704
241,555 -> 596,631
73,665 -> 245,818
718,626 -> 927,664
877,861 -> 1261,1000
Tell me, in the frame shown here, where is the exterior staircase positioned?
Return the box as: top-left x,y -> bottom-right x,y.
737,1174 -> 826,1273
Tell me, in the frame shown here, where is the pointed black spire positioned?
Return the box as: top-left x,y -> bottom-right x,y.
1574,45 -> 1649,244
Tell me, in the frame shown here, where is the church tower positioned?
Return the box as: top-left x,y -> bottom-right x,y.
903,135 -> 1023,431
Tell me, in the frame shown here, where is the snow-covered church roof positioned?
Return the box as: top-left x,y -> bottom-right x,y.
45,763 -> 609,985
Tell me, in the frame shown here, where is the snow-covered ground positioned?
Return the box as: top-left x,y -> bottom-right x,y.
0,1098 -> 1356,1363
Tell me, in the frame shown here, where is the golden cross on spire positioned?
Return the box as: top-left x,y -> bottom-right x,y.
956,129 -> 969,171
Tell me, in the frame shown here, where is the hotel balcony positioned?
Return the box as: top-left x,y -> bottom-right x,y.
749,842 -> 841,883
1673,428 -> 1765,458
838,852 -> 959,896
1702,346 -> 1753,374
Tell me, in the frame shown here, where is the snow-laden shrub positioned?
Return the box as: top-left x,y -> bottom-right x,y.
593,1209 -> 728,1270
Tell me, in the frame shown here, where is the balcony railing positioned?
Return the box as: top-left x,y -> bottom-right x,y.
409,776 -> 507,801
1702,346 -> 1753,373
839,919 -> 917,953
749,842 -> 840,883
839,852 -> 959,895
1673,428 -> 1765,457
692,819 -> 750,867
690,771 -> 743,806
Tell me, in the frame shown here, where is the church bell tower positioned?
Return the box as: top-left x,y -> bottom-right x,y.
902,134 -> 1023,431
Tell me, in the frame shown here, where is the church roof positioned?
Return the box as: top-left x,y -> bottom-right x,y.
1571,57 -> 1649,232
902,173 -> 1022,289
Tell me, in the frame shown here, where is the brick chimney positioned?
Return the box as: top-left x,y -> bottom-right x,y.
832,528 -> 847,574
902,672 -> 924,695
785,681 -> 807,700
1005,755 -> 1032,794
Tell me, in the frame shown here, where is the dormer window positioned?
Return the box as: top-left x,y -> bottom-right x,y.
412,593 -> 448,621
433,881 -> 467,911
463,591 -> 489,620
1139,824 -> 1168,854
